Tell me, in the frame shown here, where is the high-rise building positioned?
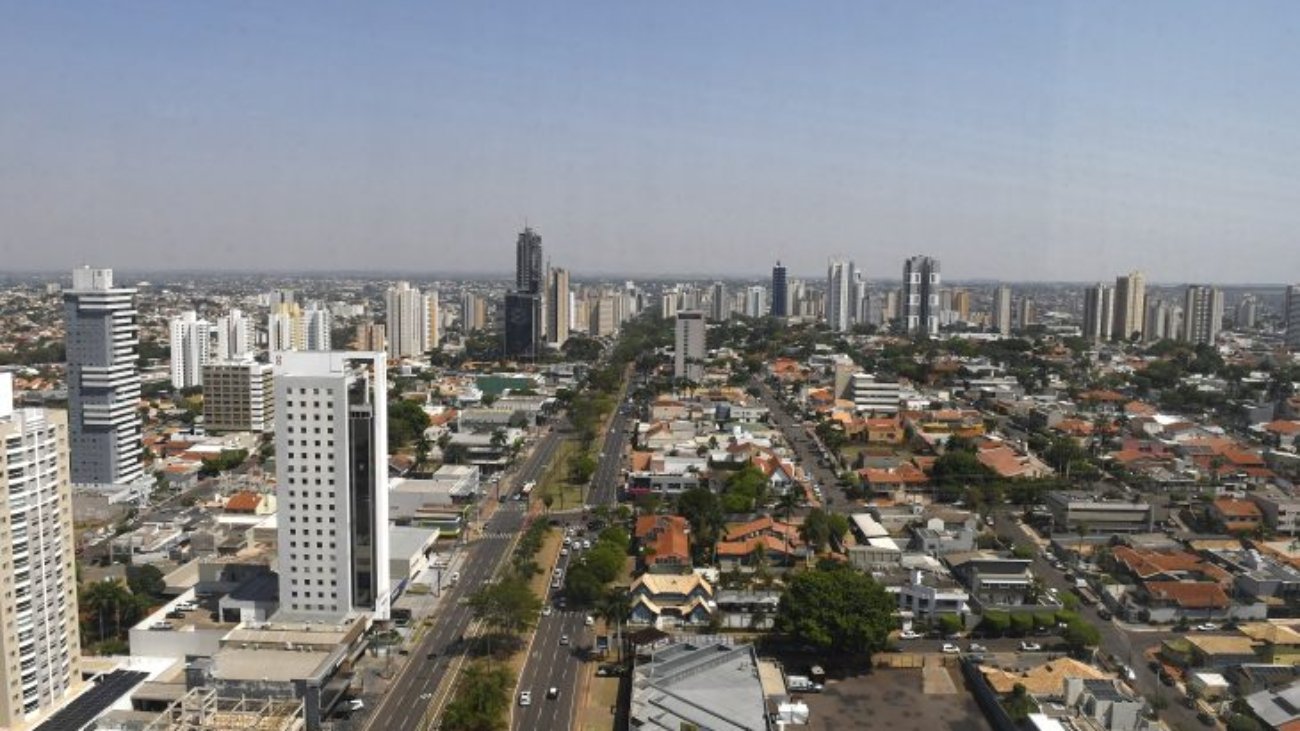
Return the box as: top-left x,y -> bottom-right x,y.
952,290 -> 971,322
744,286 -> 766,318
1287,285 -> 1300,351
169,311 -> 211,390
709,282 -> 728,322
547,268 -> 570,346
674,311 -> 706,384
1112,271 -> 1146,341
202,361 -> 275,433
268,302 -> 331,353
505,228 -> 544,357
273,351 -> 390,621
385,282 -> 429,359
1234,295 -> 1258,330
460,293 -> 487,332
1144,299 -> 1173,342
1082,284 -> 1114,343
1018,298 -> 1035,330
353,323 -> 386,352
0,374 -> 83,727
826,260 -> 855,332
214,309 -> 252,361
771,262 -> 788,318
991,286 -> 1012,336
660,291 -> 679,320
1183,286 -> 1225,346
426,290 -> 440,352
883,289 -> 900,325
64,267 -> 143,485
515,227 -> 544,294
902,255 -> 941,336
588,294 -> 618,337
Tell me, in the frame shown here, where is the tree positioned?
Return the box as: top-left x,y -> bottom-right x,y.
677,487 -> 724,564
563,564 -> 604,606
467,577 -> 541,637
773,564 -> 895,662
1226,714 -> 1263,731
1005,683 -> 1037,722
826,513 -> 850,548
799,509 -> 832,553
82,579 -> 128,641
388,399 -> 431,451
126,564 -> 166,598
595,588 -> 633,660
1063,619 -> 1101,655
775,490 -> 800,521
568,452 -> 597,485
442,660 -> 512,731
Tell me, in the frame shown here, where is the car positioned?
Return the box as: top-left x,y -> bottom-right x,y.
1195,623 -> 1220,632
449,571 -> 460,584
518,691 -> 532,706
1096,607 -> 1113,620
551,579 -> 561,589
582,540 -> 591,550
898,630 -> 922,640
562,537 -> 571,546
554,568 -> 564,577
1121,665 -> 1136,681
1019,641 -> 1042,652
547,687 -> 559,700
345,699 -> 364,711
542,605 -> 553,616
968,643 -> 987,653
560,548 -> 569,556
585,615 -> 594,626
941,643 -> 961,654
559,635 -> 570,646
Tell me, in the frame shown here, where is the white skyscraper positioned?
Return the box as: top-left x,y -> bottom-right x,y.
709,282 -> 729,323
0,374 -> 83,728
744,286 -> 767,318
268,302 -> 332,353
992,286 -> 1012,336
214,308 -> 253,361
169,311 -> 211,390
1112,271 -> 1147,341
1182,286 -> 1224,345
826,259 -> 855,332
64,267 -> 143,485
273,351 -> 390,621
674,311 -> 706,384
385,282 -> 429,359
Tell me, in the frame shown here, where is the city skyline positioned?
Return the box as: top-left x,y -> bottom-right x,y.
3,3 -> 1300,282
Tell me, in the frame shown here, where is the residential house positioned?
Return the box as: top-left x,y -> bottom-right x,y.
1062,678 -> 1145,731
945,552 -> 1036,609
892,569 -> 970,621
1210,498 -> 1265,534
1185,634 -> 1261,669
628,574 -> 715,628
634,515 -> 691,574
1138,582 -> 1232,623
1239,623 -> 1300,666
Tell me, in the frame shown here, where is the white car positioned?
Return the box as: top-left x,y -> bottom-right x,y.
582,540 -> 591,550
518,691 -> 532,706
1195,623 -> 1221,632
542,605 -> 553,616
345,699 -> 364,711
560,548 -> 569,556
1019,641 -> 1042,652
584,615 -> 594,626
559,635 -> 570,646
968,643 -> 988,653
941,643 -> 961,654
898,630 -> 922,640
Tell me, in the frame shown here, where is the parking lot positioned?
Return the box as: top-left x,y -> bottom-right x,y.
800,668 -> 990,731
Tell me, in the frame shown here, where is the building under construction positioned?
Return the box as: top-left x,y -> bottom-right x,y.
142,688 -> 304,731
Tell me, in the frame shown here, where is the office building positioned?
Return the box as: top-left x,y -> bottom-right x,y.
589,294 -> 618,337
169,311 -> 211,390
214,309 -> 253,361
1082,284 -> 1114,342
826,259 -> 855,332
850,373 -> 901,415
708,282 -> 728,322
1183,286 -> 1224,346
0,374 -> 83,728
952,290 -> 971,322
674,311 -> 706,384
770,262 -> 788,318
547,268 -> 570,346
274,351 -> 390,621
504,228 -> 544,357
1286,285 -> 1300,351
991,286 -> 1012,336
64,267 -> 143,485
902,255 -> 941,336
202,361 -> 275,433
1112,271 -> 1146,341
385,282 -> 429,359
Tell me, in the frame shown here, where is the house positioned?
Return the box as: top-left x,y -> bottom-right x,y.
634,515 -> 691,573
975,442 -> 1050,479
859,462 -> 928,496
716,516 -> 804,570
1185,634 -> 1262,669
892,569 -> 970,620
628,574 -> 715,628
1246,679 -> 1300,730
1210,498 -> 1264,534
1239,623 -> 1300,666
982,657 -> 1109,696
1139,582 -> 1231,623
224,491 -> 262,515
1062,677 -> 1145,731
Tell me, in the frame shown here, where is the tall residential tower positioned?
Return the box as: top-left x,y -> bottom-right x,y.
902,255 -> 941,337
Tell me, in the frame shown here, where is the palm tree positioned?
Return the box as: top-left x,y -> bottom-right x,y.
775,490 -> 800,522
82,579 -> 130,641
595,588 -> 633,661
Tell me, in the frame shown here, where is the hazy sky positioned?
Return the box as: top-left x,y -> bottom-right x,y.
3,2 -> 1299,282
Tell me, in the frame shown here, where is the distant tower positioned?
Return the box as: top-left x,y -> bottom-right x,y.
1182,285 -> 1224,346
515,227 -> 544,295
274,351 -> 390,621
826,260 -> 855,332
709,282 -> 729,322
771,262 -> 789,318
64,267 -> 143,485
991,286 -> 1012,336
505,227 -> 544,358
169,310 -> 211,389
1082,284 -> 1114,342
674,311 -> 706,384
1287,285 -> 1300,351
547,268 -> 571,346
902,255 -> 941,336
1112,271 -> 1146,341
385,282 -> 429,358
214,308 -> 253,361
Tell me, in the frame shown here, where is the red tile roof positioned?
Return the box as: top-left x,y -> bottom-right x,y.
225,491 -> 262,513
1144,581 -> 1230,609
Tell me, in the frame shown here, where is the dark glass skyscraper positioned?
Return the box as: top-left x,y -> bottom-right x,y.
506,227 -> 544,357
771,261 -> 788,318
515,226 -> 543,294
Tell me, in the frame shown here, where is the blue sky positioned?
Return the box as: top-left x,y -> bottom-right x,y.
2,2 -> 1298,282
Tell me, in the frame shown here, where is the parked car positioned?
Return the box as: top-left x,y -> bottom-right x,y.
1019,641 -> 1042,652
1096,607 -> 1112,620
941,644 -> 961,654
968,643 -> 987,653
898,630 -> 922,640
547,687 -> 560,700
1194,623 -> 1220,632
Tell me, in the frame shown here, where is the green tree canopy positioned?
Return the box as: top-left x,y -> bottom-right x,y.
467,576 -> 541,636
773,564 -> 895,661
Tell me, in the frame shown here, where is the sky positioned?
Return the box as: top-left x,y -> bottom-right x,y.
2,2 -> 1299,283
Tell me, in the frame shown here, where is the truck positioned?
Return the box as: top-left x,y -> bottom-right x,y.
786,675 -> 823,693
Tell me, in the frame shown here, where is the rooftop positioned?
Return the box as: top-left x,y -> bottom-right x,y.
630,637 -> 768,731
